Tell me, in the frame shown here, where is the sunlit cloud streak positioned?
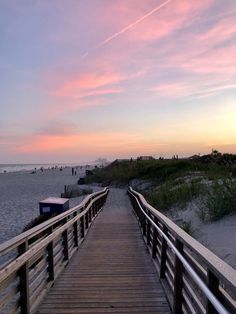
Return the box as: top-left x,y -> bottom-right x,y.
81,0 -> 171,59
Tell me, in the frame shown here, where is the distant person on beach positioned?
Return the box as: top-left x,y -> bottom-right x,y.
72,167 -> 74,176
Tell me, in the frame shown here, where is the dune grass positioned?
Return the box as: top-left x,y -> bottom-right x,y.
146,180 -> 204,210
86,158 -> 233,186
85,154 -> 236,220
202,178 -> 236,221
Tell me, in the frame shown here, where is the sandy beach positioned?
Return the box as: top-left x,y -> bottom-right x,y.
168,200 -> 236,269
0,167 -> 99,245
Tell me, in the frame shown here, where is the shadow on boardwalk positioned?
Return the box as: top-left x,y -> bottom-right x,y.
38,188 -> 170,313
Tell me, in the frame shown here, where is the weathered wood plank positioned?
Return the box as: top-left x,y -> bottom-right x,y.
37,188 -> 170,313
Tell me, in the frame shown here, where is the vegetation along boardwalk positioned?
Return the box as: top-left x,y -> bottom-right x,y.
38,188 -> 171,313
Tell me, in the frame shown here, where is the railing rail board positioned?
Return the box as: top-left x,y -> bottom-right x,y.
0,187 -> 109,314
0,189 -> 106,256
128,186 -> 236,314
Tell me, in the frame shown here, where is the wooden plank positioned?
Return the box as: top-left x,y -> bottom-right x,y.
0,286 -> 18,311
38,189 -> 170,314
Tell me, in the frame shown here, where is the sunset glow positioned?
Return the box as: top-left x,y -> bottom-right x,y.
0,0 -> 236,162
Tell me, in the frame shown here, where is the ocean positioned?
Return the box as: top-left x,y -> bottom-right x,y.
0,163 -> 82,173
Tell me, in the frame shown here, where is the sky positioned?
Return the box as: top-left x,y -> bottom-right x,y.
0,0 -> 236,163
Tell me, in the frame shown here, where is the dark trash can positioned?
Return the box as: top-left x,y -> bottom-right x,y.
39,197 -> 69,216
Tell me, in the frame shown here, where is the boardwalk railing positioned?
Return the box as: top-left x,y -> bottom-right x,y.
128,186 -> 236,314
0,187 -> 109,314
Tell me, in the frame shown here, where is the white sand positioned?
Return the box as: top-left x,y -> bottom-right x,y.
169,199 -> 236,269
0,167 -> 99,245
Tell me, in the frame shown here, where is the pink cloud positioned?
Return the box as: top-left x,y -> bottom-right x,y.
198,15 -> 236,44
14,131 -> 150,156
94,0 -> 214,44
52,73 -> 124,97
150,82 -> 190,97
181,44 -> 236,75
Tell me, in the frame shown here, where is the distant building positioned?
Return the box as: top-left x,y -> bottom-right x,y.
137,156 -> 155,161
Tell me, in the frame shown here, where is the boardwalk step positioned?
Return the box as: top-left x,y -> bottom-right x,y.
37,188 -> 170,313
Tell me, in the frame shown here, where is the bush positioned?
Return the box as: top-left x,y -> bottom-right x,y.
204,178 -> 236,221
181,220 -> 194,235
61,185 -> 93,198
147,180 -> 203,210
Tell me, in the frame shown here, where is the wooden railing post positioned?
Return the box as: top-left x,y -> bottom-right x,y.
85,211 -> 89,230
146,213 -> 151,245
18,242 -> 30,314
159,225 -> 168,278
206,270 -> 219,314
134,197 -> 140,221
80,207 -> 85,238
142,207 -> 146,236
152,217 -> 158,258
173,239 -> 183,314
47,226 -> 54,281
88,199 -> 92,223
73,212 -> 79,247
98,196 -> 102,211
62,218 -> 69,261
92,199 -> 95,218
94,199 -> 98,215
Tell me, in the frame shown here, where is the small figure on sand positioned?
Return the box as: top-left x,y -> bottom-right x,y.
72,167 -> 74,176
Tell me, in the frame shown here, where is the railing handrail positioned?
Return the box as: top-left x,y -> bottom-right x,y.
0,186 -> 109,314
129,187 -> 229,314
0,192 -> 104,283
0,187 -> 108,256
129,187 -> 236,295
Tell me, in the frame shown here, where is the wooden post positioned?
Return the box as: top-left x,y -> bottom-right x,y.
47,226 -> 54,281
152,217 -> 158,259
206,269 -> 219,314
92,200 -> 95,218
73,212 -> 79,247
80,208 -> 85,238
173,239 -> 183,314
141,207 -> 146,236
94,199 -> 97,215
18,242 -> 30,314
146,214 -> 151,245
159,225 -> 168,278
88,203 -> 92,223
62,218 -> 69,260
85,211 -> 89,230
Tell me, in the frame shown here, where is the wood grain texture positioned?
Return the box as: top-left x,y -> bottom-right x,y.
37,188 -> 170,314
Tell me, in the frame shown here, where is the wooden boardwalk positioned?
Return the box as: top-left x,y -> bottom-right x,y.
37,188 -> 170,314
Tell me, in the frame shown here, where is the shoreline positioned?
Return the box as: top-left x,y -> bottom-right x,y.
0,166 -> 99,246
0,163 -> 88,174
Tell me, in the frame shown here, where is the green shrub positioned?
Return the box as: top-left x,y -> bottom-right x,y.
85,156 -> 234,186
181,220 -> 194,235
61,185 -> 93,198
204,178 -> 236,221
147,180 -> 203,210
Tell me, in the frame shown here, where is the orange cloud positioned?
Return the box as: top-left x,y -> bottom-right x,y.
52,73 -> 124,98
15,132 -> 143,155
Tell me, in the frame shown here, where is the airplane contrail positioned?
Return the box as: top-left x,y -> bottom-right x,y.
81,0 -> 171,59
